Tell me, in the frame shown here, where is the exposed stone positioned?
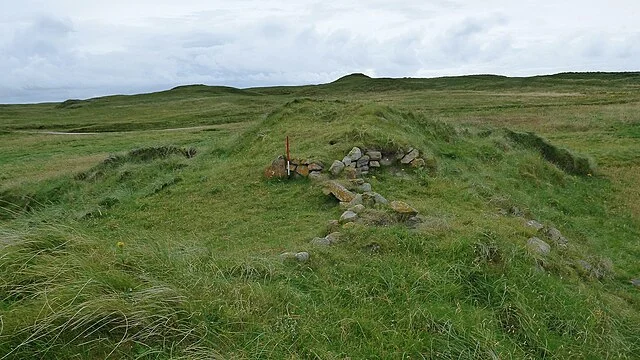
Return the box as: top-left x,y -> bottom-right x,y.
509,206 -> 524,217
340,210 -> 358,223
395,149 -> 405,160
311,237 -> 331,246
350,178 -> 365,185
369,161 -> 381,168
358,183 -> 372,193
407,215 -> 425,228
290,159 -> 301,166
344,167 -> 357,179
631,279 -> 640,288
526,237 -> 550,256
372,192 -> 388,205
325,181 -> 356,202
329,160 -> 345,176
264,156 -> 288,179
577,258 -> 613,279
526,220 -> 544,231
359,165 -> 370,172
544,227 -> 568,246
361,192 -> 376,207
347,162 -> 356,168
327,219 -> 340,232
349,204 -> 366,213
308,163 -> 324,171
288,163 -> 297,172
347,147 -> 363,161
367,151 -> 382,161
295,252 -> 310,262
389,200 -> 418,215
342,156 -> 352,166
325,232 -> 342,244
348,194 -> 364,207
356,155 -> 370,168
296,165 -> 310,177
410,158 -> 426,168
401,148 -> 420,164
308,171 -> 324,181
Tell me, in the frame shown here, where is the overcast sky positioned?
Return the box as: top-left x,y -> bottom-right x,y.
1,1 -> 639,103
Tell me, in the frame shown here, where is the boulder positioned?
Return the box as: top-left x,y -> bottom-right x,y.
631,279 -> 640,288
410,158 -> 425,168
311,237 -> 331,246
526,237 -> 550,256
296,165 -> 310,177
308,171 -> 324,181
544,227 -> 568,246
358,183 -> 372,193
349,204 -> 366,213
329,160 -> 345,176
308,162 -> 324,171
327,219 -> 340,232
389,200 -> 418,215
525,220 -> 544,231
344,167 -> 358,179
295,252 -> 310,262
401,148 -> 420,164
348,194 -> 364,207
356,155 -> 370,168
367,151 -> 382,161
264,156 -> 288,179
372,192 -> 388,205
347,147 -> 363,161
325,232 -> 341,244
340,210 -> 358,223
324,181 -> 356,202
369,160 -> 381,168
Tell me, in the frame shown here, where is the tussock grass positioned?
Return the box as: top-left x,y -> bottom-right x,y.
1,74 -> 640,358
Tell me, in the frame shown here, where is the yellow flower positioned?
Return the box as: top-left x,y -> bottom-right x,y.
116,241 -> 125,248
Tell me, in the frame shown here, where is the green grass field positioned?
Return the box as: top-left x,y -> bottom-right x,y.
1,73 -> 639,359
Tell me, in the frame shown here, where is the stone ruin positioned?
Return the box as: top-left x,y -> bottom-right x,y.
264,146 -> 432,180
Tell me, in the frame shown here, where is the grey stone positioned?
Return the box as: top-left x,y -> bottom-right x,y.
544,227 -> 568,245
359,166 -> 370,172
349,178 -> 365,185
329,160 -> 345,176
295,252 -> 310,262
527,237 -> 550,255
327,219 -> 340,232
325,181 -> 356,202
349,204 -> 366,213
526,220 -> 544,231
342,156 -> 352,166
372,192 -> 388,205
348,194 -> 363,207
631,279 -> 640,288
340,210 -> 358,223
401,148 -> 420,164
367,151 -> 382,161
358,183 -> 372,192
347,147 -> 363,161
369,160 -> 381,168
311,237 -> 331,246
308,171 -> 324,181
395,149 -> 405,160
356,155 -> 370,168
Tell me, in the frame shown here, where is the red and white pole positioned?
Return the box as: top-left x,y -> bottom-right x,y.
286,136 -> 291,176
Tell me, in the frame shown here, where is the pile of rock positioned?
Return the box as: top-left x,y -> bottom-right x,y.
329,146 -> 428,178
264,156 -> 325,179
307,179 -> 421,248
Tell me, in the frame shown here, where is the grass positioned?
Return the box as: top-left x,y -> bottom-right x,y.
1,73 -> 639,358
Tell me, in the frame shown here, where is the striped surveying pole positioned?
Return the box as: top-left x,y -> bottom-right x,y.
286,136 -> 291,176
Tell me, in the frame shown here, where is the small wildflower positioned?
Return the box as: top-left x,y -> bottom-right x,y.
116,241 -> 125,248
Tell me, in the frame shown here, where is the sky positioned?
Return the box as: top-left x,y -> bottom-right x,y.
1,0 -> 639,103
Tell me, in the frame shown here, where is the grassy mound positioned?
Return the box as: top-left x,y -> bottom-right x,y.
1,79 -> 639,358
